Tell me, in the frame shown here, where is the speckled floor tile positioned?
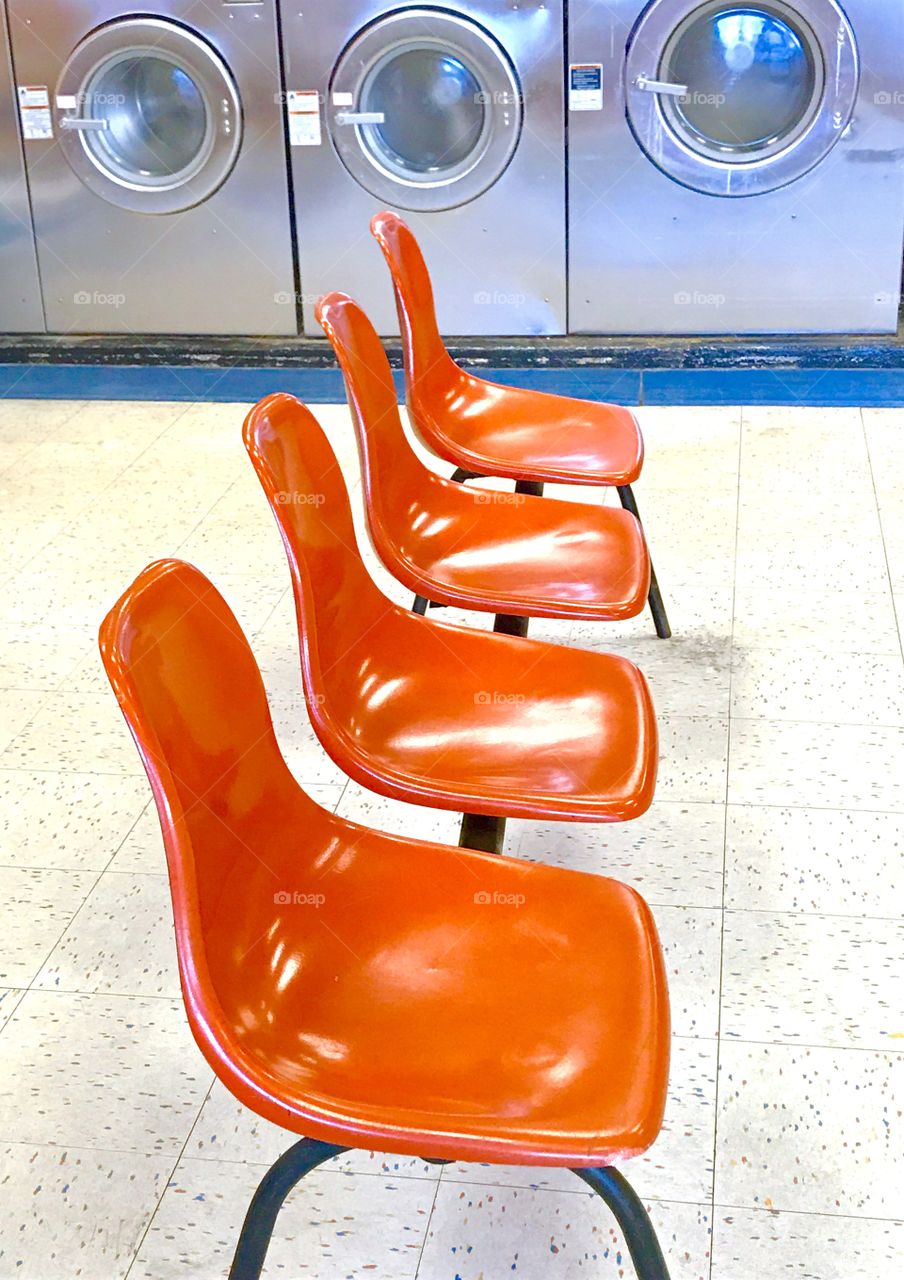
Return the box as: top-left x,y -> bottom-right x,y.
578,633 -> 733,719
0,624 -> 93,692
0,771 -> 148,871
728,720 -> 904,811
509,801 -> 725,907
572,577 -> 734,646
715,1041 -> 904,1217
0,1143 -> 170,1280
419,1182 -> 713,1280
129,1157 -> 436,1280
657,716 -> 729,804
731,648 -> 904,726
335,781 -> 462,844
732,587 -> 901,655
188,1079 -> 439,1180
268,697 -> 349,787
34,871 -> 179,999
0,990 -> 25,1035
0,692 -> 143,775
0,867 -> 97,987
721,912 -> 904,1049
441,1037 -> 717,1205
0,992 -> 211,1154
0,399 -> 87,442
636,405 -> 741,493
0,691 -> 45,754
712,1205 -> 904,1280
725,806 -> 903,917
657,907 -> 722,1039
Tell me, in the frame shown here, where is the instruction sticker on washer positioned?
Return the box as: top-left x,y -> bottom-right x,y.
287,91 -> 322,146
569,65 -> 603,111
17,86 -> 53,140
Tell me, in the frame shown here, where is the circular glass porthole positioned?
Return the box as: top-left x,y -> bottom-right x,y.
56,18 -> 242,214
359,44 -> 489,182
83,51 -> 213,188
329,8 -> 522,212
659,4 -> 824,162
624,0 -> 859,196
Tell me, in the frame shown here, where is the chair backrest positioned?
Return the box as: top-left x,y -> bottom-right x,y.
99,560 -> 311,980
370,210 -> 456,395
316,292 -> 446,561
243,392 -> 396,702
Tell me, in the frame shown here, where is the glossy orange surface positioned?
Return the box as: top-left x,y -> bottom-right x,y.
316,291 -> 650,620
244,393 -> 659,823
371,210 -> 644,486
99,560 -> 670,1164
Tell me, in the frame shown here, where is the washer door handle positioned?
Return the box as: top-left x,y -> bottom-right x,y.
634,74 -> 688,96
336,111 -> 386,126
59,116 -> 110,132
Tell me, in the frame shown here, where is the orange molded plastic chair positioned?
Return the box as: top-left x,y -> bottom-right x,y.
314,289 -> 650,628
243,392 -> 658,852
100,559 -> 672,1280
370,209 -> 671,639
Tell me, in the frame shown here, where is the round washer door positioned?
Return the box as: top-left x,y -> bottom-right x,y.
55,17 -> 241,214
625,0 -> 859,196
329,8 -> 522,212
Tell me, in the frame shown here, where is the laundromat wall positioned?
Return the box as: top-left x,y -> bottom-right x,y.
2,0 -> 904,341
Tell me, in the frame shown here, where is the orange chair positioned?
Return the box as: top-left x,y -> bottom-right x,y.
370,210 -> 671,639
243,393 -> 658,853
100,559 -> 672,1280
314,289 -> 650,634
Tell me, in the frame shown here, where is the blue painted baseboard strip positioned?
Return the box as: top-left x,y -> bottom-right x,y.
1,362 -> 903,406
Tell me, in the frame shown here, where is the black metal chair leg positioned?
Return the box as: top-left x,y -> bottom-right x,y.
459,812 -> 506,854
617,485 -> 671,640
450,467 -> 484,483
229,1138 -> 348,1280
515,479 -> 545,498
573,1167 -> 671,1280
412,595 -> 429,615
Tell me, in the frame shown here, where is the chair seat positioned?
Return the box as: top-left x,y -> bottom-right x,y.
206,819 -> 670,1166
412,371 -> 645,486
313,614 -> 658,822
380,473 -> 651,620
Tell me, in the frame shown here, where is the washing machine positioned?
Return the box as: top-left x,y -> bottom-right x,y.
281,1 -> 566,336
7,0 -> 297,335
568,1 -> 904,334
1,1 -> 43,332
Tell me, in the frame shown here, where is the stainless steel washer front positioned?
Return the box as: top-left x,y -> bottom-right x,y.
328,9 -> 522,212
284,0 -> 565,337
9,0 -> 297,336
55,18 -> 242,215
0,0 -> 44,332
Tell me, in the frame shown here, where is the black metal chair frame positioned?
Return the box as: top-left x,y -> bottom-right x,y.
229,1136 -> 671,1280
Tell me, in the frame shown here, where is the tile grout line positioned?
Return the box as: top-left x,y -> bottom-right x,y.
861,407 -> 904,667
708,405 -> 744,1278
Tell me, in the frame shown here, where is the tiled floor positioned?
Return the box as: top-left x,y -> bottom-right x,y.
1,398 -> 903,1278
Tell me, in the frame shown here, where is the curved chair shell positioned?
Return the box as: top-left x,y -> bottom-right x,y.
243,395 -> 659,823
99,559 -> 670,1166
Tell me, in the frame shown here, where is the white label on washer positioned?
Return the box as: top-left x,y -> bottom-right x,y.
287,90 -> 322,146
17,85 -> 53,139
332,91 -> 353,107
569,64 -> 603,111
